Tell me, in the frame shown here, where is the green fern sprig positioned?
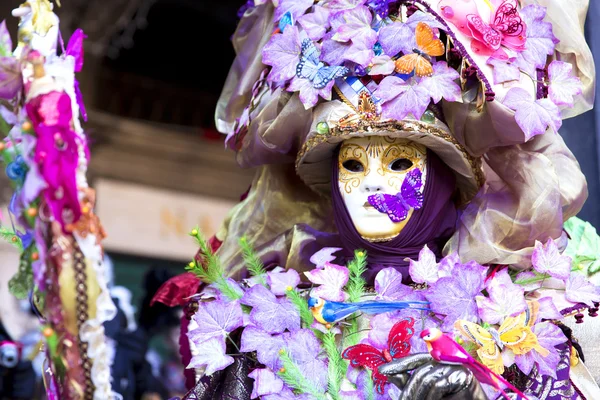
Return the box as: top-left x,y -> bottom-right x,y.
323,331 -> 346,399
239,236 -> 267,285
278,351 -> 326,400
0,226 -> 23,251
363,369 -> 375,400
286,289 -> 314,327
185,227 -> 241,301
346,250 -> 367,303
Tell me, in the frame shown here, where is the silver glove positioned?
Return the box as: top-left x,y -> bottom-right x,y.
378,353 -> 489,400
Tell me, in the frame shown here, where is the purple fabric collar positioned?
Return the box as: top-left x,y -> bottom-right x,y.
331,148 -> 458,283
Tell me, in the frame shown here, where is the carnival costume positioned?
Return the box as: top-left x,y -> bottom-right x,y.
150,0 -> 600,399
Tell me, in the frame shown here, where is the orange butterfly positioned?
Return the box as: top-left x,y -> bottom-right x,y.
394,22 -> 445,77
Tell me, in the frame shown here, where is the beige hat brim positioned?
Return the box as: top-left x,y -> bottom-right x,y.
296,101 -> 483,204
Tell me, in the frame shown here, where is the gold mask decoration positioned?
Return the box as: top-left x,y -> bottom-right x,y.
338,136 -> 427,242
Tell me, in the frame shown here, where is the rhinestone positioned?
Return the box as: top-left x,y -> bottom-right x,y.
316,121 -> 329,135
373,42 -> 382,56
421,110 -> 436,124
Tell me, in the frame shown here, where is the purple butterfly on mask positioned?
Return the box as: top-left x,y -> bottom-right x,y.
367,168 -> 424,223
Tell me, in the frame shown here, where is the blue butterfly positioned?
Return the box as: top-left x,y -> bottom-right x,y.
296,39 -> 349,89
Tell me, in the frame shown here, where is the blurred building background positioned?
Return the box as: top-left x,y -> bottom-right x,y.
0,0 -> 598,397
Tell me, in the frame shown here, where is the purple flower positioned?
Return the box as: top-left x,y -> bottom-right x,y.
248,368 -> 285,399
425,263 -> 487,330
547,61 -> 583,107
241,284 -> 300,334
565,273 -> 600,307
189,299 -> 244,345
515,5 -> 559,76
531,238 -> 572,281
298,6 -> 331,41
240,326 -> 288,370
486,57 -> 521,85
262,25 -> 301,84
513,321 -> 566,379
286,329 -> 328,393
375,76 -> 430,121
187,338 -> 234,375
267,269 -> 300,296
503,87 -> 562,140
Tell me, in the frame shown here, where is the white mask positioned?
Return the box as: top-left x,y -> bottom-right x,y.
338,136 -> 427,242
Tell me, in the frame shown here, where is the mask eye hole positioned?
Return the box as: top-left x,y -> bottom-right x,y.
342,159 -> 365,173
389,158 -> 413,172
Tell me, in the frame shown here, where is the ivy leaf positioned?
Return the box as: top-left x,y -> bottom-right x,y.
531,238 -> 571,281
262,25 -> 301,84
379,11 -> 445,58
368,55 -> 395,75
503,87 -> 562,139
240,326 -> 288,370
249,368 -> 285,399
189,299 -> 244,345
374,76 -> 430,121
267,269 -> 300,296
407,245 -> 439,285
331,6 -> 377,49
0,57 -> 22,100
476,271 -> 527,325
241,284 -> 301,334
419,61 -> 461,103
187,338 -> 234,375
274,0 -> 313,21
310,247 -> 343,268
304,262 -> 349,301
288,75 -> 336,109
486,57 -> 521,85
515,5 -> 558,76
298,6 -> 331,41
547,61 -> 583,108
513,322 -> 565,379
321,32 -> 374,67
565,274 -> 600,307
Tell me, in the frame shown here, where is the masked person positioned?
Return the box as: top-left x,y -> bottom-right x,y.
154,0 -> 600,398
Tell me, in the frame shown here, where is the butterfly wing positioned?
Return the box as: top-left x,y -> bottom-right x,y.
455,320 -> 504,374
414,56 -> 434,77
394,53 -> 419,75
313,65 -> 349,89
342,344 -> 389,394
415,22 -> 445,57
368,193 -> 410,223
499,301 -> 549,357
494,0 -> 524,36
399,168 -> 424,210
466,14 -> 502,50
296,39 -> 320,80
388,318 -> 415,359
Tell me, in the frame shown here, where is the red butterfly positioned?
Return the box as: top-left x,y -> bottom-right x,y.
342,317 -> 415,394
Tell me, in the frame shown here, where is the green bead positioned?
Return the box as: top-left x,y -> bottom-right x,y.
421,110 -> 436,124
316,121 -> 330,135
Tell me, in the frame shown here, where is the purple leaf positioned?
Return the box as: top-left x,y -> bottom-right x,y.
286,329 -> 328,393
419,62 -> 461,103
187,338 -> 234,375
267,269 -> 301,296
408,245 -> 439,285
378,11 -> 445,58
321,34 -> 374,68
531,238 -> 572,281
331,6 -> 377,49
274,0 -> 313,21
240,326 -> 288,370
189,299 -> 244,345
0,104 -> 16,124
548,61 -> 583,108
304,262 -> 349,301
514,321 -> 566,379
503,87 -> 562,139
537,297 -> 562,321
476,270 -> 527,324
0,21 -> 12,56
310,247 -> 343,268
241,284 -> 301,334
374,267 -> 413,300
0,57 -> 22,100
375,76 -> 430,121
249,368 -> 285,399
298,6 -> 331,41
486,57 -> 521,85
515,5 -> 558,76
437,253 -> 460,279
565,274 -> 600,307
425,263 -> 486,330
66,29 -> 86,73
262,26 -> 301,83
369,55 -> 395,75
288,75 -> 336,109
327,0 -> 366,11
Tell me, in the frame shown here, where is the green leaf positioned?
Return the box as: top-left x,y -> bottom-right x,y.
0,226 -> 23,251
564,217 -> 600,276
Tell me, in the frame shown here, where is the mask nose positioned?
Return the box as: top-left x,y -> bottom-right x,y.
362,173 -> 386,193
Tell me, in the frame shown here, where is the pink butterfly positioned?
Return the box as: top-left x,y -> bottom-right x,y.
466,0 -> 527,58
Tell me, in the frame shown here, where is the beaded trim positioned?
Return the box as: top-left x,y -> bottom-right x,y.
73,244 -> 94,399
296,119 -> 485,188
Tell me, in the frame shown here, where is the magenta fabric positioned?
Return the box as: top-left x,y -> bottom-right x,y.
331,148 -> 458,283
